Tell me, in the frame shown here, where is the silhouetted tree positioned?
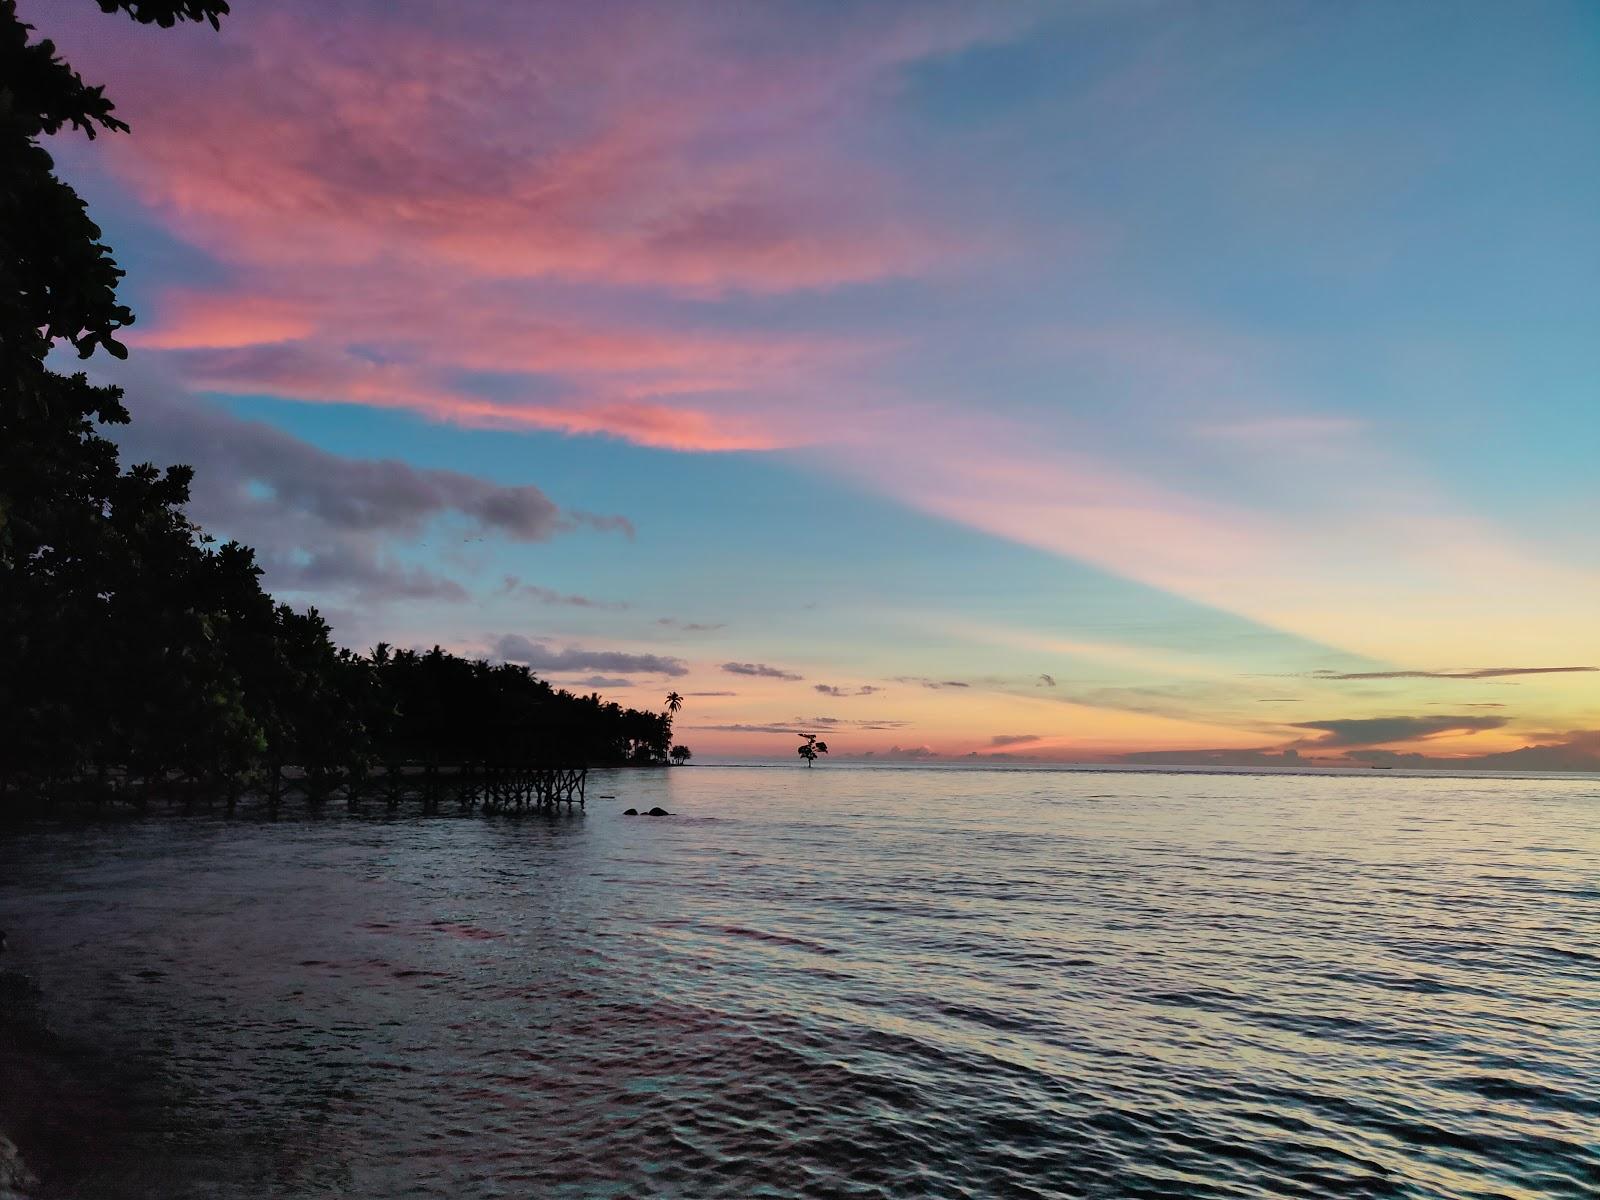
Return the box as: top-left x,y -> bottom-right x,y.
0,1 -> 675,804
1,0 -> 246,799
797,734 -> 829,767
665,691 -> 683,715
670,745 -> 691,766
358,646 -> 672,769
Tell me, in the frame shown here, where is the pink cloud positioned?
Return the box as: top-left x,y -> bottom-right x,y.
64,2 -> 1001,292
137,281 -> 880,380
134,294 -> 316,349
39,0 -> 1001,450
170,342 -> 787,452
135,274 -> 879,449
830,395 -> 1600,674
836,406 -> 1281,585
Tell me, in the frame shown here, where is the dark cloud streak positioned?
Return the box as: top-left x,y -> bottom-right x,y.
499,577 -> 628,609
1309,666 -> 1596,681
492,634 -> 688,677
656,618 -> 725,633
721,662 -> 803,681
111,386 -> 631,610
1289,715 -> 1506,748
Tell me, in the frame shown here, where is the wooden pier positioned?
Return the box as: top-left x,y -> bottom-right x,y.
2,761 -> 596,817
265,761 -> 588,815
458,763 -> 587,813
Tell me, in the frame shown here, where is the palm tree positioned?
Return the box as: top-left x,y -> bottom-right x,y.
670,744 -> 691,766
665,691 -> 683,716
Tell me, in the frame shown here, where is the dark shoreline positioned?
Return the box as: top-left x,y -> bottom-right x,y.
0,966 -> 155,1200
0,969 -> 49,1198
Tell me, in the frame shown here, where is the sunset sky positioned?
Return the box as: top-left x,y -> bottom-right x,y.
35,0 -> 1600,767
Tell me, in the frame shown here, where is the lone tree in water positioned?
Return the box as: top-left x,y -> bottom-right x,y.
797,734 -> 829,767
670,744 -> 691,766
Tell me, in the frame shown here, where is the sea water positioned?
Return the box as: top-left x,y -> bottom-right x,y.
3,765 -> 1597,1198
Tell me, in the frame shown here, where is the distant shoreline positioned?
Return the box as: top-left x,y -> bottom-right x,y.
678,758 -> 1600,784
1,758 -> 1593,830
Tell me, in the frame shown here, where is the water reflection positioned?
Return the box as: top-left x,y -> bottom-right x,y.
3,767 -> 1598,1198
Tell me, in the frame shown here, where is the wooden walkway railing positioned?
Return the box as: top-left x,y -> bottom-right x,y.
266,761 -> 588,814
2,762 -> 594,815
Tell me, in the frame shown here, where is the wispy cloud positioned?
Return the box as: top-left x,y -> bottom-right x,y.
156,339 -> 795,452
1121,729 -> 1599,774
92,2 -> 1001,289
1308,666 -> 1597,681
111,384 -> 625,610
861,745 -> 939,760
492,634 -> 688,677
722,662 -> 803,681
814,684 -> 881,697
691,715 -> 908,735
794,716 -> 909,731
834,391 -> 1600,673
60,1 -> 1017,452
1347,730 -> 1600,772
1119,727 -> 1600,772
692,723 -> 808,735
119,387 -> 627,542
990,734 -> 1041,747
1289,715 -> 1506,748
498,577 -> 628,609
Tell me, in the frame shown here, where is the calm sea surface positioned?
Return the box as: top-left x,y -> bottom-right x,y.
3,765 -> 1598,1198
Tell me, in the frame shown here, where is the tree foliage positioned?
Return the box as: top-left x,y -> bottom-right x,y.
367,645 -> 673,767
797,734 -> 828,767
0,1 -> 682,801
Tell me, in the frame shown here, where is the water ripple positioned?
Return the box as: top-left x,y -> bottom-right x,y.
3,766 -> 1597,1198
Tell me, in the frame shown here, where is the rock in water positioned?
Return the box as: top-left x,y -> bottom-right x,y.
623,808 -> 638,816
646,807 -> 671,817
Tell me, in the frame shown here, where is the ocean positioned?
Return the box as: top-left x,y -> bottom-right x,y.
3,764 -> 1597,1198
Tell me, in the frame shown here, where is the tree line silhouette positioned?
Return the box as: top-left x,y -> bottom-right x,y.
0,1 -> 684,804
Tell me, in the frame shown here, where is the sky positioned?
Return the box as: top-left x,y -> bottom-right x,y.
31,0 -> 1600,768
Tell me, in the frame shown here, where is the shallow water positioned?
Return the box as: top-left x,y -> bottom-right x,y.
3,765 -> 1598,1198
